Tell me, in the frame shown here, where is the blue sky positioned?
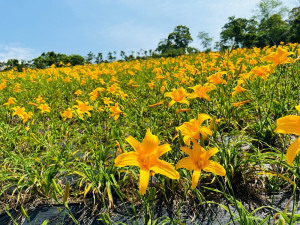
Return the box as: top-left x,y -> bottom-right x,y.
0,0 -> 298,62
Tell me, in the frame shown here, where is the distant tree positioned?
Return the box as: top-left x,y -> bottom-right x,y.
107,52 -> 116,62
258,14 -> 289,46
252,0 -> 288,22
220,16 -> 258,48
156,25 -> 193,57
32,52 -> 85,69
68,54 -> 85,66
120,51 -> 128,61
289,9 -> 300,43
86,51 -> 95,64
168,25 -> 193,49
197,31 -> 213,51
95,52 -> 103,64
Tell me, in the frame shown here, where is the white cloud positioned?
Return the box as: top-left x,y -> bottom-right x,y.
0,44 -> 38,62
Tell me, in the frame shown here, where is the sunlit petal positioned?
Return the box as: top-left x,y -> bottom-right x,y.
275,115 -> 300,136
114,152 -> 140,167
180,147 -> 192,156
126,136 -> 142,153
151,159 -> 179,179
142,129 -> 159,154
176,157 -> 196,170
286,137 -> 300,166
203,161 -> 226,176
139,169 -> 150,195
156,144 -> 171,157
192,169 -> 201,189
196,114 -> 212,126
206,147 -> 219,159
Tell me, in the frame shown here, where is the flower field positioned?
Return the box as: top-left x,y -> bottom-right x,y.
0,44 -> 299,224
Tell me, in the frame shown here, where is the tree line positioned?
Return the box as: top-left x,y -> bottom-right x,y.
0,0 -> 299,71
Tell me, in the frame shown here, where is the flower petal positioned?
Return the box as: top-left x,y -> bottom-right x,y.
176,156 -> 196,170
142,129 -> 159,154
296,105 -> 300,113
286,137 -> 300,166
114,152 -> 140,167
139,169 -> 150,195
180,146 -> 193,156
196,114 -> 212,126
192,169 -> 201,189
126,136 -> 142,153
203,160 -> 226,176
151,159 -> 180,179
275,115 -> 300,136
156,144 -> 171,157
206,147 -> 219,159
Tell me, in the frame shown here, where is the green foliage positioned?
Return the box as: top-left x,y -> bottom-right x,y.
220,16 -> 259,48
156,25 -> 193,57
32,51 -> 85,69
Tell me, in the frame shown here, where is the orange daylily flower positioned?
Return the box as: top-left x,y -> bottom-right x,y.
232,100 -> 251,109
148,101 -> 164,108
37,103 -> 51,114
176,140 -> 225,189
12,106 -> 26,120
207,72 -> 227,85
189,83 -> 216,101
3,97 -> 17,107
251,65 -> 271,81
73,100 -> 93,119
74,90 -> 83,96
232,83 -> 247,96
109,103 -> 122,121
164,87 -> 190,107
263,47 -> 295,71
114,129 -> 180,195
61,108 -> 74,121
274,105 -> 300,166
176,114 -> 213,146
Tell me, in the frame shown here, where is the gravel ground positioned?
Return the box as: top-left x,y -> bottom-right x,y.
0,191 -> 299,225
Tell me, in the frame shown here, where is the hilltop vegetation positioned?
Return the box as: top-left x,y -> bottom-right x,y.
0,43 -> 299,224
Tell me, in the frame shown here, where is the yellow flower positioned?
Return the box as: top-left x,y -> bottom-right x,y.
35,95 -> 45,104
73,100 -> 93,119
207,72 -> 227,85
176,140 -> 225,189
251,65 -> 271,81
274,105 -> 300,166
114,129 -> 180,195
12,106 -> 26,120
89,89 -> 99,101
13,83 -> 21,93
175,108 -> 191,114
147,81 -> 155,90
61,108 -> 73,121
263,47 -> 295,71
189,83 -> 216,101
3,97 -> 17,107
176,114 -> 212,146
107,83 -> 118,94
37,103 -> 51,114
148,101 -> 164,108
232,99 -> 251,109
109,103 -> 122,121
232,83 -> 247,96
74,90 -> 83,96
164,87 -> 190,107
22,111 -> 33,123
103,97 -> 113,106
